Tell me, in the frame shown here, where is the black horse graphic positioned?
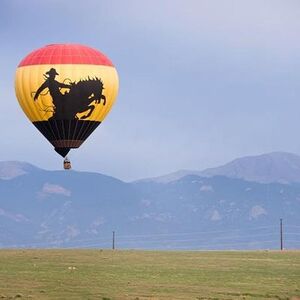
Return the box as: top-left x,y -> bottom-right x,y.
33,68 -> 106,120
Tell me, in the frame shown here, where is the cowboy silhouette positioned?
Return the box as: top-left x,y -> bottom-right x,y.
34,68 -> 72,119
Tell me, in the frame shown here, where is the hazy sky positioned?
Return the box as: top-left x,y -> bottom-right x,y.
1,0 -> 300,181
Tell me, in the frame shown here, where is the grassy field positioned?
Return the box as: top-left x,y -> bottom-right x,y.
0,250 -> 299,299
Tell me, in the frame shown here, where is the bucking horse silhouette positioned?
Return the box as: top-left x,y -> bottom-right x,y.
34,68 -> 106,120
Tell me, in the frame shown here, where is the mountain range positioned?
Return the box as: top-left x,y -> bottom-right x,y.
0,152 -> 299,250
138,152 -> 300,184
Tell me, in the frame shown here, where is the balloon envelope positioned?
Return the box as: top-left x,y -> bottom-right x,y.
15,44 -> 119,157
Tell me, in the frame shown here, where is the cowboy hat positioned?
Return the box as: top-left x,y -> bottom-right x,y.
46,68 -> 59,76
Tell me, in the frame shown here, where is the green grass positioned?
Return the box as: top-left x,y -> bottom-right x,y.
0,250 -> 299,299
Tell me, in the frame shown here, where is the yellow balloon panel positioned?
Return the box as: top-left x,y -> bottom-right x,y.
15,64 -> 119,122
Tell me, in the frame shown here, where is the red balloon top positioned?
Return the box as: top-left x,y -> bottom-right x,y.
18,44 -> 114,67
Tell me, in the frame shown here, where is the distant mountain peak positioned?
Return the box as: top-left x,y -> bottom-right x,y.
0,161 -> 40,180
137,152 -> 300,184
201,151 -> 300,183
134,169 -> 198,184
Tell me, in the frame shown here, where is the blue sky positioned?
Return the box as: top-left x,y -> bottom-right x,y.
1,0 -> 300,181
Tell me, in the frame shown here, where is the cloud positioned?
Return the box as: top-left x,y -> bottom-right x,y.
102,1 -> 300,57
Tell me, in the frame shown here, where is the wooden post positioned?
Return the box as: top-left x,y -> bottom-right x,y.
280,219 -> 283,251
112,231 -> 115,250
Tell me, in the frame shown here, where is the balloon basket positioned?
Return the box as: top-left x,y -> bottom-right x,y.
63,157 -> 71,170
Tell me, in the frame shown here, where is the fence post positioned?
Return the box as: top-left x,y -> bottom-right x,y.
112,231 -> 115,250
280,219 -> 283,251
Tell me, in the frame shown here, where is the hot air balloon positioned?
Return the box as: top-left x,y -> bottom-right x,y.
15,44 -> 119,168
